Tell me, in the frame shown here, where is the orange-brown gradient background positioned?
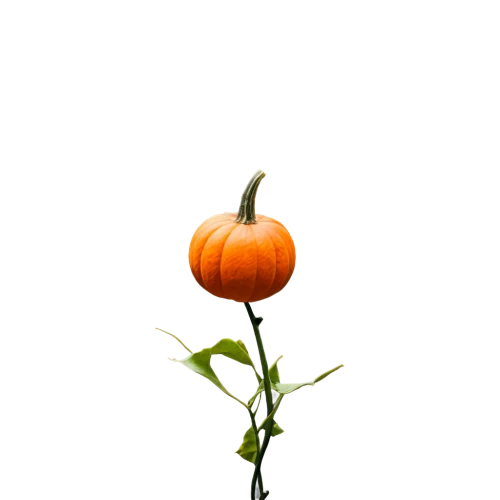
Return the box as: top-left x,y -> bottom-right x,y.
0,4 -> 497,500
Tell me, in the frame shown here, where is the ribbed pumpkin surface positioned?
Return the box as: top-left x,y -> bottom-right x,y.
189,212 -> 295,302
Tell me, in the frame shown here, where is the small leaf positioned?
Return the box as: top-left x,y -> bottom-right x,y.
178,347 -> 222,387
211,339 -> 254,367
236,427 -> 258,463
257,394 -> 284,433
236,422 -> 284,463
271,422 -> 284,436
273,364 -> 344,395
269,355 -> 283,383
248,356 -> 282,407
172,337 -> 254,384
171,338 -> 264,407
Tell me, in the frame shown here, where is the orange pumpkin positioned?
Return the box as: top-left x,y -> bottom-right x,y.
189,171 -> 296,302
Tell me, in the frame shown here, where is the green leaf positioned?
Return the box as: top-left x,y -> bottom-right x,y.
171,337 -> 255,379
207,337 -> 260,376
235,427 -> 258,463
166,333 -> 256,371
271,422 -> 284,436
236,339 -> 249,354
172,337 -> 257,408
257,394 -> 284,433
269,355 -> 283,383
248,356 -> 282,407
174,347 -> 222,387
236,422 -> 284,463
274,363 -> 344,394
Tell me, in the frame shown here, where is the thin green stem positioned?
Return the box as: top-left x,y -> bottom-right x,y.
251,420 -> 273,500
244,303 -> 273,413
247,408 -> 264,495
156,328 -> 193,353
244,302 -> 274,500
255,394 -> 285,500
255,392 -> 262,414
247,384 -> 264,409
221,392 -> 250,409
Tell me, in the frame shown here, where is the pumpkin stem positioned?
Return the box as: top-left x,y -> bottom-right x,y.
236,170 -> 266,224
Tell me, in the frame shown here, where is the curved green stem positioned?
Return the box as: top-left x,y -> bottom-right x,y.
218,385 -> 250,411
255,392 -> 262,414
156,328 -> 192,353
244,302 -> 274,500
236,171 -> 266,224
244,303 -> 273,413
247,385 -> 263,409
247,408 -> 264,496
254,420 -> 273,500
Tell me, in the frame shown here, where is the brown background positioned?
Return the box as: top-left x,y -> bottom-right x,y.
0,4 -> 498,498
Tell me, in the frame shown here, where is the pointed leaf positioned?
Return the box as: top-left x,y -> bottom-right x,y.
269,356 -> 283,383
273,364 -> 344,394
171,339 -> 263,407
236,427 -> 258,463
257,394 -> 284,433
236,422 -> 284,463
271,422 -> 284,436
248,356 -> 282,407
211,338 -> 254,367
236,339 -> 249,354
177,347 -> 222,387
173,348 -> 237,399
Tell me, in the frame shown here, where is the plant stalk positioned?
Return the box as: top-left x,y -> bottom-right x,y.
244,302 -> 274,500
248,408 -> 264,496
252,429 -> 272,500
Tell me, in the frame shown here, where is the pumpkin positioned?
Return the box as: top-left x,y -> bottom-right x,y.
188,170 -> 296,302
